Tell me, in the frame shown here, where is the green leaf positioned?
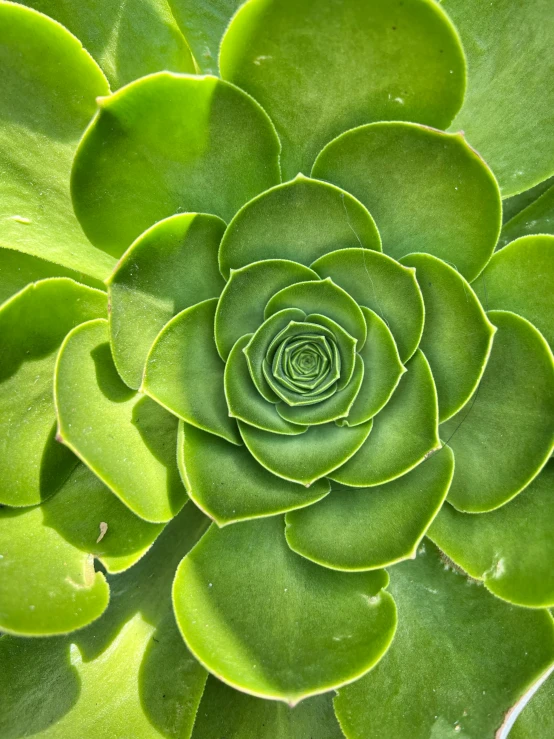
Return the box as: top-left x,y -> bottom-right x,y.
401,253 -> 495,422
19,0 -> 195,89
173,515 -> 396,703
311,248 -> 424,363
0,246 -> 105,305
143,299 -> 242,445
265,278 -> 367,348
502,176 -> 554,224
71,73 -> 281,257
218,175 -> 381,278
442,310 -> 554,512
343,307 -> 405,426
0,503 -> 109,636
55,319 -> 186,523
108,213 -> 226,389
429,461 -> 554,608
225,334 -> 307,434
510,670 -> 554,739
192,675 -> 344,739
0,502 -> 209,738
168,0 -> 242,74
42,463 -> 164,575
330,350 -> 440,487
499,185 -> 554,248
178,422 -> 330,525
0,2 -> 115,281
313,122 -> 501,282
238,418 -> 373,486
0,278 -> 107,507
286,446 -> 453,571
219,0 -> 465,179
472,235 -> 554,348
215,260 -> 318,360
443,0 -> 554,196
334,540 -> 554,739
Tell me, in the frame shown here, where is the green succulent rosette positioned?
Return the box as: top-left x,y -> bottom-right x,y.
1,0 -> 554,736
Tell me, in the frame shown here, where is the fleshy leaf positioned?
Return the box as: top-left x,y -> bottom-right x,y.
472,235 -> 554,348
55,319 -> 186,523
20,0 -> 195,89
401,253 -> 495,421
510,671 -> 554,739
218,175 -> 381,278
499,185 -> 554,248
71,73 -> 281,257
0,502 -> 209,738
225,334 -> 306,434
442,310 -> 554,512
264,278 -> 367,348
330,350 -> 440,487
192,676 -> 344,739
178,422 -> 330,525
312,122 -> 501,282
0,278 -> 107,507
173,515 -> 396,703
215,260 -> 318,360
0,504 -> 109,636
443,0 -> 554,196
429,461 -> 554,608
143,299 -> 242,445
286,446 -> 453,571
108,213 -> 226,389
42,463 -> 164,575
0,2 -> 115,281
219,0 -> 465,178
238,418 -> 373,486
311,248 -> 424,362
502,176 -> 554,225
344,307 -> 405,426
334,540 -> 554,739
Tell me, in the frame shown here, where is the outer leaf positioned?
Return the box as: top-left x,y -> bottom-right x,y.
330,350 -> 440,487
510,671 -> 554,739
42,463 -> 164,575
143,299 -> 242,445
312,122 -> 501,282
0,503 -> 209,738
401,252 -> 496,421
0,1 -> 115,281
191,676 -> 344,739
20,0 -> 195,89
334,540 -> 554,739
443,0 -> 554,196
442,310 -> 554,512
71,73 -> 281,256
215,260 -> 318,360
219,0 -> 465,178
502,176 -> 554,225
472,235 -> 554,348
55,319 -> 186,523
218,175 -> 381,278
0,278 -> 106,507
429,461 -> 554,608
0,503 -> 109,636
499,186 -> 554,248
286,446 -> 453,571
108,213 -> 226,389
173,515 -> 396,704
238,418 -> 373,486
178,422 -> 330,525
311,248 -> 424,362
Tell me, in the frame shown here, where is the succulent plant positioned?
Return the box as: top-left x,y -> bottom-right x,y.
1,0 -> 554,736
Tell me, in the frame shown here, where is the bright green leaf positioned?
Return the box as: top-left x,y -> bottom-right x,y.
313,122 -> 501,282
173,515 -> 396,703
55,319 -> 186,523
509,670 -> 554,739
220,0 -> 465,178
71,73 -> 281,256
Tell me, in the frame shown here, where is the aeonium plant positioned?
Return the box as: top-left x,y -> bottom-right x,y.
1,0 -> 553,736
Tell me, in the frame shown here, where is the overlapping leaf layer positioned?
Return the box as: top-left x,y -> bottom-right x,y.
1,0 -> 553,736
